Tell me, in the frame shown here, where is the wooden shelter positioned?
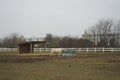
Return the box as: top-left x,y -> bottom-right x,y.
18,41 -> 47,54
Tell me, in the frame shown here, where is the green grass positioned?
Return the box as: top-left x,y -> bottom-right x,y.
0,53 -> 120,80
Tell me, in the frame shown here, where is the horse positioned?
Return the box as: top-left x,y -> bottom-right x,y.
50,48 -> 63,56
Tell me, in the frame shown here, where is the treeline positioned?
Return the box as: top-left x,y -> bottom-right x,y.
44,34 -> 93,48
0,33 -> 24,48
0,33 -> 93,48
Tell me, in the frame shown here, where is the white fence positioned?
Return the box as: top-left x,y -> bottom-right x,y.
34,48 -> 120,53
0,48 -> 120,53
0,48 -> 17,52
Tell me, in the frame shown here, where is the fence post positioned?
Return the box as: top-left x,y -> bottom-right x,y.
40,48 -> 41,52
94,48 -> 96,53
46,48 -> 48,52
87,48 -> 88,53
111,48 -> 113,53
103,48 -> 104,53
79,48 -> 81,53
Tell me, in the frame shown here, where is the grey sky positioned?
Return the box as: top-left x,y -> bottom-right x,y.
0,0 -> 120,38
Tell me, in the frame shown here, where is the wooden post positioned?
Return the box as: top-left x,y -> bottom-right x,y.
44,43 -> 47,52
18,46 -> 19,54
30,43 -> 33,53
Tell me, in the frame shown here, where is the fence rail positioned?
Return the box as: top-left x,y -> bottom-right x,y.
0,48 -> 120,53
0,48 -> 17,52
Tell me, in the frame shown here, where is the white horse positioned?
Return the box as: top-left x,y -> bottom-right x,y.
50,48 -> 63,56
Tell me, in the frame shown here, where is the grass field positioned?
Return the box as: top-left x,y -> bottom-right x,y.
0,53 -> 120,80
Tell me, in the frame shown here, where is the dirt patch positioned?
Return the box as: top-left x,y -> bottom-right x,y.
0,53 -> 120,63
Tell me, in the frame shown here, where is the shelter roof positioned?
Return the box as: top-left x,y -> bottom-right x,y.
18,41 -> 47,45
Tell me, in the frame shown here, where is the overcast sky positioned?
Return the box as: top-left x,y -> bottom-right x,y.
0,0 -> 120,38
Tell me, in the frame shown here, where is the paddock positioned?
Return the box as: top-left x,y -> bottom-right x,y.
0,52 -> 120,80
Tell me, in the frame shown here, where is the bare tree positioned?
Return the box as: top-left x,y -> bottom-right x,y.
44,33 -> 53,42
97,19 -> 113,47
45,33 -> 61,48
83,18 -> 117,47
113,21 -> 120,47
0,39 -> 2,47
116,21 -> 120,34
2,33 -> 24,48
